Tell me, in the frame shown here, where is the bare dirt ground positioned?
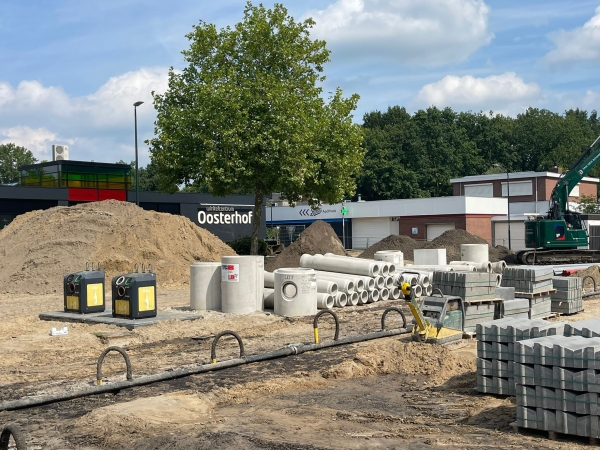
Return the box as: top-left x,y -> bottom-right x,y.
1,290 -> 599,449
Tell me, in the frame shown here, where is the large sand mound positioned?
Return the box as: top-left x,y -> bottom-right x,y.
265,220 -> 346,271
0,200 -> 236,294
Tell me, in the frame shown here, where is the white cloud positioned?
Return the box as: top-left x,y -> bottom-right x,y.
545,6 -> 600,65
417,72 -> 541,112
0,67 -> 169,164
306,0 -> 493,66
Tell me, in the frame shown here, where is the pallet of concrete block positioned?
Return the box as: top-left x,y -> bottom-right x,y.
501,266 -> 556,296
514,335 -> 600,439
464,300 -> 502,334
475,317 -> 565,396
551,277 -> 583,315
432,271 -> 498,301
565,318 -> 600,338
497,286 -> 529,319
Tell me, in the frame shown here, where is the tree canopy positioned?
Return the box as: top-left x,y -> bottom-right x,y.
357,107 -> 600,200
0,143 -> 37,184
149,2 -> 364,253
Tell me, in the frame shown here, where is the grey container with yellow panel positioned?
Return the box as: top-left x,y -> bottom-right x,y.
64,263 -> 106,314
111,264 -> 157,319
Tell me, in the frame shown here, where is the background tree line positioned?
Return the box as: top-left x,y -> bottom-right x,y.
356,106 -> 600,201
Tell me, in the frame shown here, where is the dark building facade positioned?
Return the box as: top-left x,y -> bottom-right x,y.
0,161 -> 265,242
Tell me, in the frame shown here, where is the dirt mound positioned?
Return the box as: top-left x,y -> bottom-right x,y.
0,200 -> 236,294
425,229 -> 506,263
265,220 -> 345,271
322,340 -> 475,385
357,234 -> 424,261
569,265 -> 600,291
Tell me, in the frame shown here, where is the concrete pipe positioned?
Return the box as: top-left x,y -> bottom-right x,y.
490,261 -> 507,274
358,290 -> 369,305
379,263 -> 390,277
264,270 -> 275,288
379,288 -> 390,301
317,293 -> 334,309
313,254 -> 380,276
373,275 -> 385,290
460,244 -> 489,264
314,270 -> 364,293
316,279 -> 338,295
400,274 -> 418,286
398,270 -> 430,288
449,261 -> 492,273
190,262 -> 221,311
387,263 -> 396,276
334,292 -> 347,307
390,286 -> 401,300
425,284 -> 433,296
413,284 -> 423,298
407,264 -> 475,272
348,291 -> 359,306
355,276 -> 375,292
263,288 -> 275,309
314,273 -> 355,294
368,290 -> 380,303
384,276 -> 394,289
392,273 -> 401,286
496,274 -> 502,287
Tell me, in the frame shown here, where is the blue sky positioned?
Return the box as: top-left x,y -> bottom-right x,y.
2,0 -> 600,165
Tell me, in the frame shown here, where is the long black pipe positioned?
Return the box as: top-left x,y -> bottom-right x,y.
0,327 -> 408,412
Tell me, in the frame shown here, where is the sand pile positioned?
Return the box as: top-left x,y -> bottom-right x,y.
569,265 -> 600,291
358,235 -> 423,260
265,220 -> 345,272
0,200 -> 236,294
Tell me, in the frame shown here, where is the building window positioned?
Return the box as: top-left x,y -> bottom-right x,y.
501,180 -> 532,197
464,183 -> 493,197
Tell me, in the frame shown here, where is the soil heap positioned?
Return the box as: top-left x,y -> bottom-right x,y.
0,200 -> 236,295
265,220 -> 345,272
569,265 -> 600,291
358,234 -> 423,261
425,229 -> 505,262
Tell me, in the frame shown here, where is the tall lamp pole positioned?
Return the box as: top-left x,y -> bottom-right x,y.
506,169 -> 512,250
133,101 -> 144,206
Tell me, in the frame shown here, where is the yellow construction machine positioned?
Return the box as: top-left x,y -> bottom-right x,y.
400,282 -> 464,345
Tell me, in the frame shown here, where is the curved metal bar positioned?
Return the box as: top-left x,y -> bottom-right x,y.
211,330 -> 245,364
0,423 -> 27,450
381,307 -> 407,331
312,310 -> 340,344
96,346 -> 133,386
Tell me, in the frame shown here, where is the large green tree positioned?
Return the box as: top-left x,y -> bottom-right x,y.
0,143 -> 37,184
149,2 -> 364,253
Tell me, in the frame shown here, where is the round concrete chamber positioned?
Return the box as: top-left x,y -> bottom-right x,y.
221,256 -> 264,314
273,268 -> 317,317
190,262 -> 221,311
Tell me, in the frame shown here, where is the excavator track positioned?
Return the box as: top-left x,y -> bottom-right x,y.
517,249 -> 600,265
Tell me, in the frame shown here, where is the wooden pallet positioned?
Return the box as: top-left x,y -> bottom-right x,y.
515,289 -> 556,299
510,422 -> 599,445
549,309 -> 584,317
463,298 -> 504,305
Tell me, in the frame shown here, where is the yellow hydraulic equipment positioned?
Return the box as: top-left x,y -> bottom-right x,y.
400,282 -> 463,345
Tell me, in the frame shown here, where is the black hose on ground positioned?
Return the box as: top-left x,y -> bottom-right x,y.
211,331 -> 245,363
96,346 -> 133,386
380,307 -> 407,330
0,423 -> 27,450
0,325 -> 408,412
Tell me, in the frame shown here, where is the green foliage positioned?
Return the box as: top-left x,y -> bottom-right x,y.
148,2 -> 364,254
0,143 -> 37,184
266,227 -> 280,240
227,236 -> 269,256
116,160 -> 176,192
357,107 -> 600,200
578,194 -> 600,214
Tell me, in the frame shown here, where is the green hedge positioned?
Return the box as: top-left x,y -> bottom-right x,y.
227,236 -> 269,256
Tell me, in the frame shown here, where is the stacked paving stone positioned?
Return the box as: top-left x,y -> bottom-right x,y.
433,271 -> 499,333
476,317 -> 565,396
551,277 -> 583,315
497,286 -> 529,319
501,267 -> 554,319
565,318 -> 600,338
514,335 -> 600,438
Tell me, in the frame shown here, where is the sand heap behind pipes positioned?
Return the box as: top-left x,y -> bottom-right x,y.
358,229 -> 511,263
0,200 -> 236,295
265,220 -> 346,272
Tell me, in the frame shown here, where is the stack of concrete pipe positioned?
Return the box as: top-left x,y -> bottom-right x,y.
449,260 -> 506,275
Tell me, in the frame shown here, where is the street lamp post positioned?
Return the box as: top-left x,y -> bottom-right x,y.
506,169 -> 512,250
133,101 -> 144,206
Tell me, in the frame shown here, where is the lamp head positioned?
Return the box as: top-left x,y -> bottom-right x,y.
133,101 -> 144,107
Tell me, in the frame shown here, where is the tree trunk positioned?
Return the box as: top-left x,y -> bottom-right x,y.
251,188 -> 264,255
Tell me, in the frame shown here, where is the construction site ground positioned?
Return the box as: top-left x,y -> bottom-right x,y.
2,290 -> 600,449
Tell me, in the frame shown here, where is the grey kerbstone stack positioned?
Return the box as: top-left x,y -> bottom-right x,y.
501,267 -> 554,319
432,271 -> 497,301
551,277 -> 583,315
476,317 -> 565,396
565,318 -> 600,338
498,286 -> 530,319
514,335 -> 600,438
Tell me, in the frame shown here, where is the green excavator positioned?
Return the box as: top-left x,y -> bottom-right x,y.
519,135 -> 600,264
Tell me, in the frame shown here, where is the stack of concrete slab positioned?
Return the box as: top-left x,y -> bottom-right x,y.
497,286 -> 529,319
476,317 -> 565,396
434,271 -> 500,333
501,267 -> 555,319
514,335 -> 600,438
565,318 -> 600,338
551,277 -> 583,315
